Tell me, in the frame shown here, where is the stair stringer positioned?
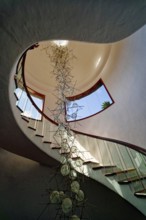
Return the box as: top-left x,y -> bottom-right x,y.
11,105 -> 146,216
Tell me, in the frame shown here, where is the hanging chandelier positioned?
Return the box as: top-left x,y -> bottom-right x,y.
42,41 -> 87,219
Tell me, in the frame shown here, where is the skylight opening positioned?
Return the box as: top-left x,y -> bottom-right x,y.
53,40 -> 69,47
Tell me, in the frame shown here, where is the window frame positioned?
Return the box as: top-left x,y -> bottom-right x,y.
65,79 -> 114,122
15,86 -> 45,121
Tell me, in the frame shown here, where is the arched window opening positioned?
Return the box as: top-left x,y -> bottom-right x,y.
15,87 -> 44,120
66,79 -> 114,121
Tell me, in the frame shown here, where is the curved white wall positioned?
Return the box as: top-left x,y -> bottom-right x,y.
71,26 -> 146,150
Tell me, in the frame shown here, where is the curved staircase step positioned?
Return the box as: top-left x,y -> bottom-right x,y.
83,161 -> 99,165
14,90 -> 19,100
92,165 -> 116,170
134,189 -> 146,197
51,145 -> 61,150
35,120 -> 44,137
21,115 -> 30,122
118,175 -> 146,184
43,120 -> 57,143
71,156 -> 81,160
105,168 -> 136,177
16,105 -> 23,112
28,119 -> 37,130
60,151 -> 70,155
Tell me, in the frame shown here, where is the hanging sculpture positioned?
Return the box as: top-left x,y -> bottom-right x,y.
42,42 -> 87,219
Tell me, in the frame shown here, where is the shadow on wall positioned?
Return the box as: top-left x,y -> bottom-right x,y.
0,148 -> 145,220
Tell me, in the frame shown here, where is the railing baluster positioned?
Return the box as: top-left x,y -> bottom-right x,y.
126,147 -> 145,192
104,141 -> 113,165
116,145 -> 133,183
95,139 -> 103,165
97,139 -> 107,165
115,143 -> 126,170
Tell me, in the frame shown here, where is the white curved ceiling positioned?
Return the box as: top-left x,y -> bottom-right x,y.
25,40 -> 112,96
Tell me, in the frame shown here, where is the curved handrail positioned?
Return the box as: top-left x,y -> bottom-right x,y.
15,45 -> 146,155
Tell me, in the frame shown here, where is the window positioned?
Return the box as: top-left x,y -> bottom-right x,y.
15,88 -> 44,120
66,79 -> 114,121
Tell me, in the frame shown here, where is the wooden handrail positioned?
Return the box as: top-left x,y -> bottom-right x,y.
15,44 -> 146,156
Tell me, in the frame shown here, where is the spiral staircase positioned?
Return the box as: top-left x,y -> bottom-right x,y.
11,45 -> 146,217
0,1 -> 146,219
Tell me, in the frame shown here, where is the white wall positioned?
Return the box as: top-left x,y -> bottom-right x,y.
71,26 -> 146,150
